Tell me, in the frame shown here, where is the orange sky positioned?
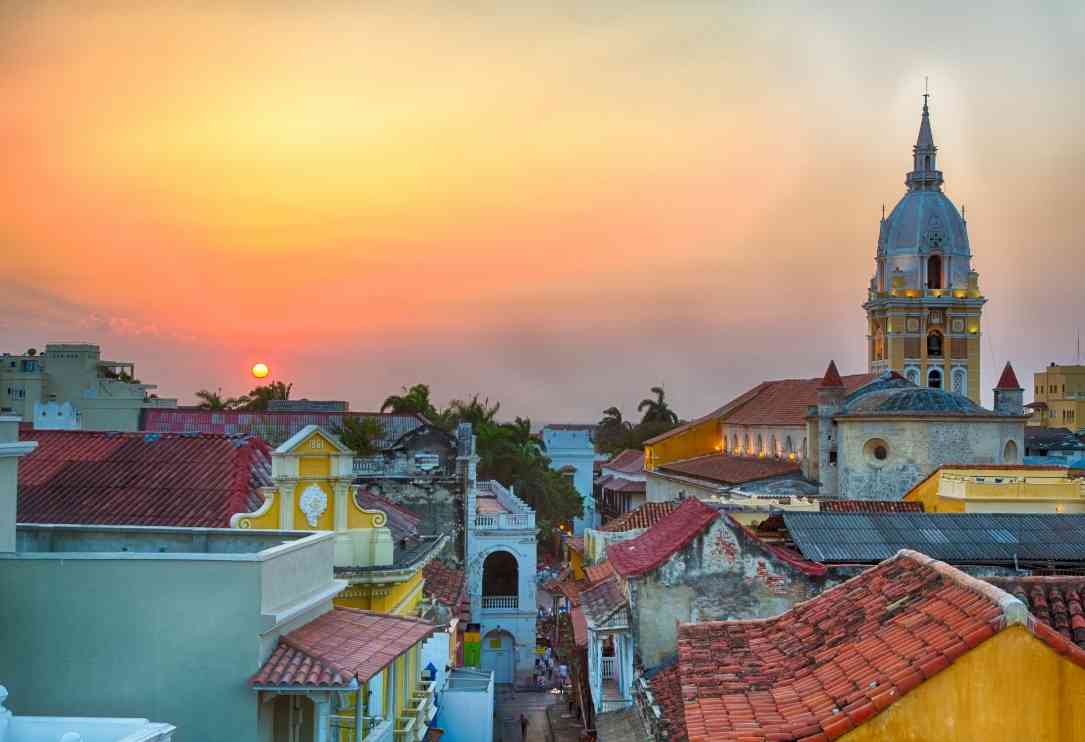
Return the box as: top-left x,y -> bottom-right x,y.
2,2 -> 1083,420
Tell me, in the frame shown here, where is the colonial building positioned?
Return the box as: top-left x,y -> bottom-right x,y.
1028,362 -> 1085,430
1,343 -> 174,432
541,424 -> 598,534
805,361 -> 1027,499
904,464 -> 1085,514
594,448 -> 647,524
464,472 -> 537,685
230,425 -> 449,617
863,98 -> 985,401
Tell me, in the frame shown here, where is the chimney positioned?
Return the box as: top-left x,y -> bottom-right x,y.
0,417 -> 38,553
993,362 -> 1024,417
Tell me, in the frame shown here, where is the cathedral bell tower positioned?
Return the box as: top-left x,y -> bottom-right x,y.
862,96 -> 986,403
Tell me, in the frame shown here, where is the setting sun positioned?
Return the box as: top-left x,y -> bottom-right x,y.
251,362 -> 269,379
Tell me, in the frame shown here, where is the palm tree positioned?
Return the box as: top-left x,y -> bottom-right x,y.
638,386 -> 679,425
195,388 -> 228,410
448,395 -> 500,429
380,384 -> 437,418
241,381 -> 292,411
333,416 -> 385,456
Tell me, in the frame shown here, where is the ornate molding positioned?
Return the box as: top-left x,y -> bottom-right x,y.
299,484 -> 328,527
229,488 -> 277,529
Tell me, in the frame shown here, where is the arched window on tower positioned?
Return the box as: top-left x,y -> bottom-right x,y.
927,330 -> 944,358
928,368 -> 943,390
924,155 -> 931,170
927,254 -> 942,290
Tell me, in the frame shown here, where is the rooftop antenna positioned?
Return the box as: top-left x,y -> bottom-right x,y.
962,204 -> 966,221
1077,331 -> 1081,365
881,203 -> 886,219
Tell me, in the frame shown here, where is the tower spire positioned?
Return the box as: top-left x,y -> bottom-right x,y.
906,83 -> 943,192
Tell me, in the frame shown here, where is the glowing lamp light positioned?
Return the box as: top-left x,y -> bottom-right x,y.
251,362 -> 270,379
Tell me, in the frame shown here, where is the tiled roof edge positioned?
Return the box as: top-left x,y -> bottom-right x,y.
897,549 -> 1027,623
277,634 -> 353,683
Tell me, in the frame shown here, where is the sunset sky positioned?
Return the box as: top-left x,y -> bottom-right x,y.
2,2 -> 1083,422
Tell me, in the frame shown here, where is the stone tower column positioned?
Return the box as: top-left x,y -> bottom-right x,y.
816,362 -> 846,497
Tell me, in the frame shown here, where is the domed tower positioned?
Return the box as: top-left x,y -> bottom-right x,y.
863,96 -> 986,403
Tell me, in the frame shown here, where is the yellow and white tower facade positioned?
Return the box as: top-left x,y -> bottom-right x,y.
864,97 -> 985,403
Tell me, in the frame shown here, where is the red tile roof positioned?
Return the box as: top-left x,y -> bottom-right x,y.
608,498 -> 719,578
551,577 -> 589,607
422,560 -> 466,608
602,478 -> 647,493
657,454 -> 801,486
677,550 -> 1085,742
649,664 -> 687,742
603,449 -> 645,474
819,500 -> 924,513
581,577 -> 628,627
601,501 -> 681,532
585,560 -> 616,584
724,373 -> 876,427
570,606 -> 588,647
820,360 -> 845,389
986,577 -> 1085,650
251,608 -> 436,688
996,362 -> 1022,390
17,430 -> 271,528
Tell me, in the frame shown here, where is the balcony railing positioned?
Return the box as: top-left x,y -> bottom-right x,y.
601,656 -> 616,681
474,513 -> 534,530
330,715 -> 383,740
482,595 -> 518,611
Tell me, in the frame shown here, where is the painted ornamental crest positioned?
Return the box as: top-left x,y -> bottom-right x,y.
299,484 -> 328,527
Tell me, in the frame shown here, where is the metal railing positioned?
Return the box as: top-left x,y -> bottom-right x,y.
482,595 -> 518,611
330,715 -> 382,739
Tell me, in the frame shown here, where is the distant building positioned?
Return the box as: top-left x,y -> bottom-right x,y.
541,425 -> 597,534
1027,363 -> 1085,430
1,343 -> 173,431
904,464 -> 1085,514
1024,427 -> 1085,461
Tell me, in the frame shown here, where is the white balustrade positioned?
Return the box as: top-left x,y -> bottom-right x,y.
601,656 -> 616,681
481,595 -> 519,611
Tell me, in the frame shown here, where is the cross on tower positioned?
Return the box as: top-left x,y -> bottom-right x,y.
923,77 -> 930,108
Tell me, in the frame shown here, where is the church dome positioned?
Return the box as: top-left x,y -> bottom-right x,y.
880,189 -> 969,258
842,385 -> 995,417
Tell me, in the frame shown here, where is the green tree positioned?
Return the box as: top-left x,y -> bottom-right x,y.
596,406 -> 634,454
241,381 -> 293,411
637,386 -> 679,425
333,416 -> 385,456
380,384 -> 439,419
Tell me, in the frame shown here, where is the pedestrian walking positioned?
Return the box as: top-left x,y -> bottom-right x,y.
519,712 -> 529,740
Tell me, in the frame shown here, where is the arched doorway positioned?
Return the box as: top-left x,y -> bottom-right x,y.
481,629 -> 515,684
482,550 -> 519,610
1003,440 -> 1019,464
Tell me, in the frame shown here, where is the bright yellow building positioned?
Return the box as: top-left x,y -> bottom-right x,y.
904,464 -> 1085,514
231,424 -> 448,616
1029,363 -> 1085,429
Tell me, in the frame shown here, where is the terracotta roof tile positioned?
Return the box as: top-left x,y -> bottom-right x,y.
985,577 -> 1085,650
658,454 -> 801,486
355,488 -> 421,541
585,561 -> 616,584
820,360 -> 845,389
995,362 -> 1022,390
17,430 -> 271,528
608,499 -> 719,578
725,373 -> 876,427
819,500 -> 924,513
648,664 -> 687,742
422,560 -> 466,608
603,449 -> 645,474
601,501 -> 681,532
251,608 -> 437,688
602,478 -> 647,493
551,577 -> 590,607
570,607 -> 589,647
581,578 -> 628,628
675,550 -> 1085,741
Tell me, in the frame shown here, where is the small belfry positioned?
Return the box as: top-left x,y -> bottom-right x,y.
863,93 -> 986,402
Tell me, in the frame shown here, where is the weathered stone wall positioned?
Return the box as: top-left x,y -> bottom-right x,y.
630,517 -> 834,669
837,419 -> 1024,500
364,480 -> 463,560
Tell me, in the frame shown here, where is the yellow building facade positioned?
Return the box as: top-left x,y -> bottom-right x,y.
231,424 -> 446,617
1030,363 -> 1085,429
905,464 -> 1085,514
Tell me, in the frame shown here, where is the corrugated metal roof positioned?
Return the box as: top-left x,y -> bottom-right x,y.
783,512 -> 1085,564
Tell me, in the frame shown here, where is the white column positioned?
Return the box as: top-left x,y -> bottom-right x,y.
620,633 -> 634,701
